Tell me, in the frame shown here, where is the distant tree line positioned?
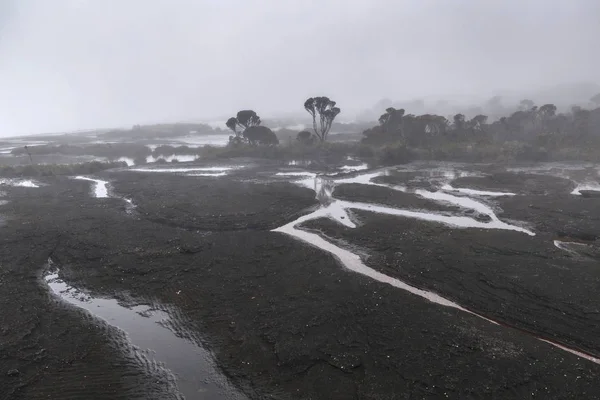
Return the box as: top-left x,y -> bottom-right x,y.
362,95 -> 600,152
226,110 -> 279,146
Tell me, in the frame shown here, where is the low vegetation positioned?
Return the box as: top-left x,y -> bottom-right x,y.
212,96 -> 600,166
226,110 -> 279,145
6,95 -> 600,168
0,161 -> 126,178
11,143 -> 150,159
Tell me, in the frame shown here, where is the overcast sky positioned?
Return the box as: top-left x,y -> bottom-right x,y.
1,0 -> 599,136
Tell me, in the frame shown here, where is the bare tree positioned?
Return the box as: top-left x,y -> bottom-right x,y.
24,145 -> 33,164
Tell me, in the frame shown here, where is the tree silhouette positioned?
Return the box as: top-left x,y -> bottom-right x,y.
304,97 -> 341,142
24,145 -> 33,164
297,130 -> 314,145
226,117 -> 239,136
243,126 -> 279,145
470,115 -> 488,132
378,107 -> 405,131
225,110 -> 263,144
453,114 -> 466,132
236,110 -> 261,129
539,104 -> 557,118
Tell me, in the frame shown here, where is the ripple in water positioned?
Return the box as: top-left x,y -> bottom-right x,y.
44,262 -> 247,400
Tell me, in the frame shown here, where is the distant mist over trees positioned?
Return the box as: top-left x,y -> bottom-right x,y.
356,82 -> 600,124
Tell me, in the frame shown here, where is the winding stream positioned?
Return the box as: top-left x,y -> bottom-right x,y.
273,168 -> 599,365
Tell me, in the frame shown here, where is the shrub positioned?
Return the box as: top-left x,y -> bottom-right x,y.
375,143 -> 416,165
296,131 -> 315,145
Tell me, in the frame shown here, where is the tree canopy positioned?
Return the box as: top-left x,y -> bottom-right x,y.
304,97 -> 341,142
243,126 -> 279,146
362,101 -> 600,151
296,130 -> 314,145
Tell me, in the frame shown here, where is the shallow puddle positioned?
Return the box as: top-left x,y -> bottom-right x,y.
275,172 -> 316,177
146,155 -> 198,163
118,157 -> 135,166
130,167 -> 234,173
44,266 -> 247,400
442,184 -> 516,197
334,171 -> 388,186
0,178 -> 40,188
339,163 -> 369,172
172,135 -> 230,147
287,160 -> 312,167
74,176 -> 109,198
187,172 -> 228,177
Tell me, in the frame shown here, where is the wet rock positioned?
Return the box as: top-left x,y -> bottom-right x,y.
452,173 -> 575,196
497,193 -> 600,240
334,184 -> 460,213
475,213 -> 492,223
557,231 -> 598,242
7,369 -> 19,377
579,190 -> 600,198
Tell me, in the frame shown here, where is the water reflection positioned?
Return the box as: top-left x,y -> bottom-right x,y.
44,264 -> 247,400
146,155 -> 198,163
74,176 -> 109,198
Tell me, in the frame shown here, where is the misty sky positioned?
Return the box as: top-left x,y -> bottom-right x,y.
1,0 -> 599,136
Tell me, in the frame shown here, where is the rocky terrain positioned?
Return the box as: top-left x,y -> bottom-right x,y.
0,160 -> 599,399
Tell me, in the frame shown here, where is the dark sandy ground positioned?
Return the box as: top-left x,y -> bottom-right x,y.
1,162 -> 600,399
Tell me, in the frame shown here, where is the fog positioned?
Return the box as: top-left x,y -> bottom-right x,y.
1,0 -> 599,136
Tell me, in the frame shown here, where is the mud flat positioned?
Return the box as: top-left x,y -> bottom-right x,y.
0,162 -> 600,399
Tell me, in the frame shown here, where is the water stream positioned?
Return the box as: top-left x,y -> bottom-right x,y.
116,157 -> 134,166
441,184 -> 516,197
273,168 -> 599,365
74,176 -> 109,198
74,176 -> 136,213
